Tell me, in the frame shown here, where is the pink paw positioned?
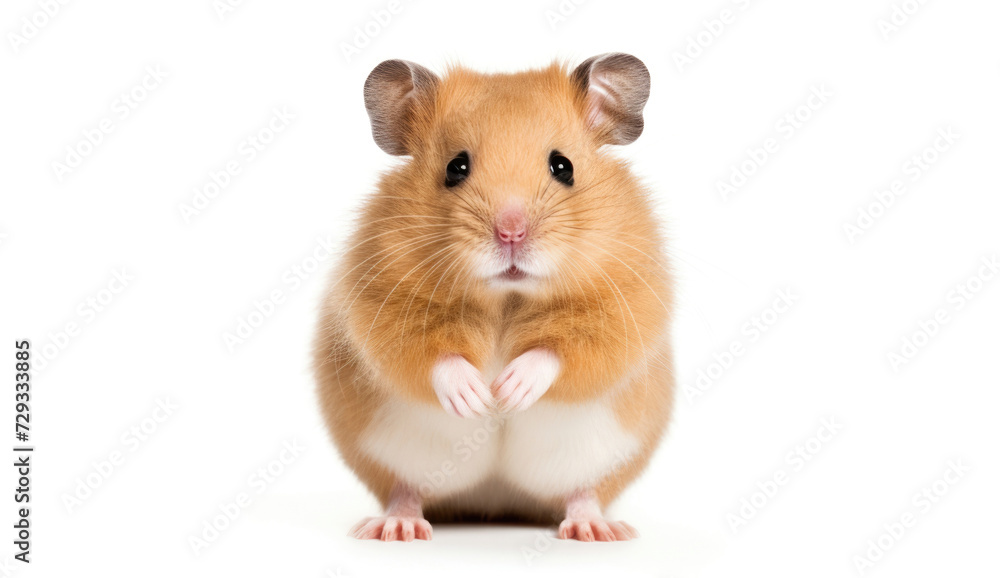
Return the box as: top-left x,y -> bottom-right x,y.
557,518 -> 638,542
350,515 -> 433,542
431,355 -> 492,418
492,348 -> 560,413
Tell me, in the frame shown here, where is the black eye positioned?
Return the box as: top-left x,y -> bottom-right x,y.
445,151 -> 470,187
549,151 -> 574,186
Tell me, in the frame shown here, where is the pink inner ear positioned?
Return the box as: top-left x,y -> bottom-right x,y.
572,53 -> 649,145
584,73 -> 615,129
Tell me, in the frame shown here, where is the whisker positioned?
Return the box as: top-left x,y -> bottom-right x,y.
339,232 -> 452,313
361,240 -> 460,352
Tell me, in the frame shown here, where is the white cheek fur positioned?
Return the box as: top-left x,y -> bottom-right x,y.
472,243 -> 557,280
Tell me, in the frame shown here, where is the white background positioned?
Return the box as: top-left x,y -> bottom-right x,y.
1,0 -> 998,576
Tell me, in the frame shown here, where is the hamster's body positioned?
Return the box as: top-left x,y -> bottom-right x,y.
314,54 -> 674,541
316,295 -> 673,523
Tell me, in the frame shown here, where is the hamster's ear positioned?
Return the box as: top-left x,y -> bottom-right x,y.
572,53 -> 650,145
364,59 -> 439,155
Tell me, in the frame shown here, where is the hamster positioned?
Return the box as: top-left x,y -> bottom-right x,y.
313,53 -> 674,542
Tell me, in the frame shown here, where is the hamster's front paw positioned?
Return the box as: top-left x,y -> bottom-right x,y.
492,348 -> 560,413
431,355 -> 492,418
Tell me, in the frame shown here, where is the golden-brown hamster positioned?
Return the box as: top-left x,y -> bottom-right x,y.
314,53 -> 673,542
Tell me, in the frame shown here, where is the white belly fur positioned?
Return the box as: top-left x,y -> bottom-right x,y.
499,401 -> 640,498
359,396 -> 641,503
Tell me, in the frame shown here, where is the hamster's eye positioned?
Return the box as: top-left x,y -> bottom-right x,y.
445,151 -> 470,188
549,151 -> 574,186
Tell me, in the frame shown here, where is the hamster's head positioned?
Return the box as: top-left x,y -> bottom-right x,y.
362,54 -> 656,298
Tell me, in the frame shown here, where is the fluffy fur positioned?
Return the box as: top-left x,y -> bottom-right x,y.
313,56 -> 675,538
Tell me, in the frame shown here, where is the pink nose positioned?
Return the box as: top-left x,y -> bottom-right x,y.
495,208 -> 528,246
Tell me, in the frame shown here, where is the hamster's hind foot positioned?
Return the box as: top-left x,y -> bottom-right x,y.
557,489 -> 639,542
558,518 -> 638,542
349,484 -> 432,542
350,515 -> 433,542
